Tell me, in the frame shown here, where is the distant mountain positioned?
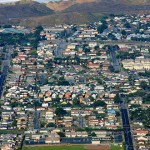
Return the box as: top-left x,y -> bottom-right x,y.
46,0 -> 150,11
0,0 -> 150,26
0,1 -> 53,22
63,0 -> 150,14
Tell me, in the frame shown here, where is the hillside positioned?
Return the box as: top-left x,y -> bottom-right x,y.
0,1 -> 53,22
46,0 -> 97,11
20,12 -> 102,26
64,0 -> 150,14
47,0 -> 150,12
0,0 -> 150,26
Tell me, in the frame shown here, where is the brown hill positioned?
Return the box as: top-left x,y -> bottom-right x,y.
47,0 -> 150,12
1,0 -> 150,26
46,0 -> 98,11
20,12 -> 101,26
63,0 -> 150,14
0,1 -> 53,22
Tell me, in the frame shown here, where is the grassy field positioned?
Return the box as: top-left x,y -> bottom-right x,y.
110,145 -> 124,150
23,145 -> 86,150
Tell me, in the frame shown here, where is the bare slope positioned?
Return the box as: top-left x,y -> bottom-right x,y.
0,1 -> 53,21
63,0 -> 150,14
46,0 -> 98,11
20,12 -> 101,26
47,0 -> 150,12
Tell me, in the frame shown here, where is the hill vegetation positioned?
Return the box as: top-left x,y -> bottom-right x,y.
47,0 -> 150,12
0,0 -> 150,26
0,1 -> 53,22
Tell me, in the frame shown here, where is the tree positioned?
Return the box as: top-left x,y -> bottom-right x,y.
143,93 -> 150,104
94,46 -> 99,50
55,107 -> 67,116
57,132 -> 65,137
73,98 -> 80,106
97,23 -> 108,33
3,25 -> 12,28
34,101 -> 41,107
84,47 -> 91,53
91,132 -> 97,137
89,95 -> 95,101
47,123 -> 56,128
140,81 -> 149,90
114,93 -> 121,104
93,100 -> 107,108
108,33 -> 117,40
12,119 -> 17,127
121,30 -> 127,36
96,78 -> 103,84
57,77 -> 70,86
109,65 -> 115,72
139,71 -> 150,77
12,50 -> 18,58
124,22 -> 131,28
41,121 -> 46,128
28,50 -> 37,56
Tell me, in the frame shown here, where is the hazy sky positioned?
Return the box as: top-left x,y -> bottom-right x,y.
0,0 -> 61,3
0,0 -> 20,3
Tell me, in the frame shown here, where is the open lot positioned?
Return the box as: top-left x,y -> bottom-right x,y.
23,145 -> 122,150
23,145 -> 86,150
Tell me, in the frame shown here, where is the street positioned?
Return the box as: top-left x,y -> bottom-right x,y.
54,39 -> 67,57
34,111 -> 40,129
109,48 -> 121,72
120,101 -> 134,150
0,47 -> 11,98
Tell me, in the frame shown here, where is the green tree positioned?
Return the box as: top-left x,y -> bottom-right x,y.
12,119 -> 17,127
91,132 -> 97,137
28,50 -> 37,55
94,46 -> 99,50
121,30 -> 127,36
73,98 -> 80,106
97,23 -> 108,33
47,123 -> 56,128
93,100 -> 107,108
41,121 -> 46,128
55,107 -> 67,116
140,81 -> 149,90
114,93 -> 121,104
109,65 -> 115,72
57,132 -> 65,137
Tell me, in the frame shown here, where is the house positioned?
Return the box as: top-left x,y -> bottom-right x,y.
65,131 -> 76,137
92,138 -> 100,145
87,62 -> 100,69
136,129 -> 149,136
45,109 -> 54,122
45,132 -> 60,144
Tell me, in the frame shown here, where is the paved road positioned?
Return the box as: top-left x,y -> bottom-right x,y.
120,101 -> 134,150
78,112 -> 85,128
55,39 -> 67,57
0,47 -> 11,98
71,39 -> 150,46
108,46 -> 121,72
109,49 -> 121,72
34,111 -> 40,129
61,137 -> 92,144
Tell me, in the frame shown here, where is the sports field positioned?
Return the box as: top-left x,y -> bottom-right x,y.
23,145 -> 122,150
23,145 -> 86,150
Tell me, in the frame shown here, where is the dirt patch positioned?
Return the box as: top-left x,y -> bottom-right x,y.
85,145 -> 110,150
46,0 -> 97,11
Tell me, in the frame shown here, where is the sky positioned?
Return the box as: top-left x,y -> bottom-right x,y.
0,0 -> 61,3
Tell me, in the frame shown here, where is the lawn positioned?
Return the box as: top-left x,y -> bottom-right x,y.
23,145 -> 86,150
109,145 -> 124,150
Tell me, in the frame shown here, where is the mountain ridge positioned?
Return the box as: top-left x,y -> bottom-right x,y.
46,0 -> 150,11
0,0 -> 150,26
